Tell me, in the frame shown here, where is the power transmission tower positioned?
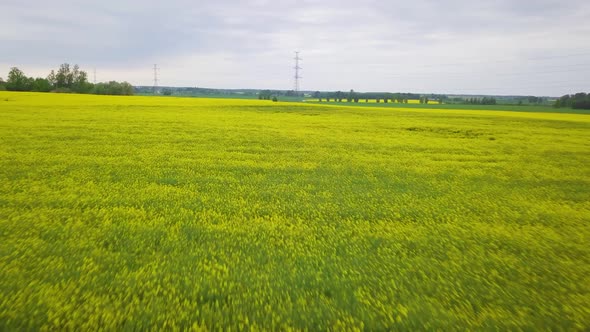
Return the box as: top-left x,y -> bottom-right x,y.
153,64 -> 159,94
93,68 -> 96,84
294,51 -> 302,94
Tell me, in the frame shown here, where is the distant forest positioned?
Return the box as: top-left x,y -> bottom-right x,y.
4,70 -> 586,110
554,93 -> 590,110
0,64 -> 133,95
136,86 -> 559,107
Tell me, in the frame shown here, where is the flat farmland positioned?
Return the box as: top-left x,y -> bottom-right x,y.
1,92 -> 589,330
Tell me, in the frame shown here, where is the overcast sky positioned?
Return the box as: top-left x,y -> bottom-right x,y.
1,0 -> 589,96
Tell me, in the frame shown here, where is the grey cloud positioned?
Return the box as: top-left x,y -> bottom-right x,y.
1,0 -> 589,95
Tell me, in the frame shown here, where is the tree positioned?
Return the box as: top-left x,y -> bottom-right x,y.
56,64 -> 74,90
6,67 -> 33,91
162,88 -> 173,96
348,89 -> 355,102
55,63 -> 72,89
72,69 -> 92,93
572,93 -> 588,109
53,63 -> 87,91
92,81 -> 134,96
71,64 -> 80,87
32,78 -> 52,92
47,70 -> 56,89
0,77 -> 5,91
258,90 -> 272,100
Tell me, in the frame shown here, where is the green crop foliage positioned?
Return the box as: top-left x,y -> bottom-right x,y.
1,92 -> 589,330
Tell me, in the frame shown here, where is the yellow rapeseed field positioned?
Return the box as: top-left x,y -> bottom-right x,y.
0,92 -> 589,330
306,98 -> 438,104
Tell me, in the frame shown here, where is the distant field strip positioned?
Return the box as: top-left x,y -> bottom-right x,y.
305,99 -> 590,114
1,92 -> 589,330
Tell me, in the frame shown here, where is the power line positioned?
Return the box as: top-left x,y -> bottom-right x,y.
153,64 -> 159,94
294,51 -> 302,93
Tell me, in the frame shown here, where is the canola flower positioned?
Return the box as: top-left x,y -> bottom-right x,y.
306,98 -> 439,104
0,92 -> 589,330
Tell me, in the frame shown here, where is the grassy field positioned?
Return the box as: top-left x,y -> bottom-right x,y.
305,100 -> 588,114
1,91 -> 589,330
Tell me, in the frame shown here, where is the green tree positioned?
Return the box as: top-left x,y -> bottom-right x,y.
348,89 -> 355,102
32,78 -> 52,92
47,70 -> 56,90
73,69 -> 85,89
92,81 -> 134,96
72,65 -> 80,86
55,63 -> 71,89
72,69 -> 91,93
258,90 -> 272,100
6,67 -> 33,91
572,93 -> 586,109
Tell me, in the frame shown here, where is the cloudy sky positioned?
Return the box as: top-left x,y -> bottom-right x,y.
1,0 -> 589,96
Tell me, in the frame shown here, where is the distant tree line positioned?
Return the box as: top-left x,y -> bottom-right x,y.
257,89 -> 303,100
135,86 -> 264,97
445,95 -> 552,106
256,90 -> 278,101
258,90 -> 274,100
465,97 -> 497,105
2,64 -> 133,95
311,90 -> 446,103
524,96 -> 546,104
554,93 -> 590,110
